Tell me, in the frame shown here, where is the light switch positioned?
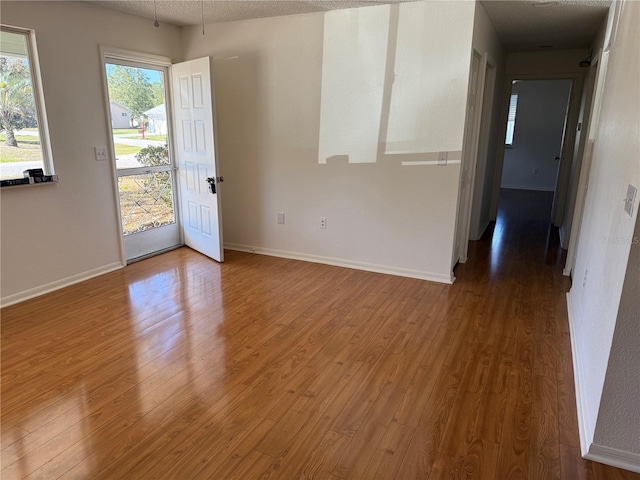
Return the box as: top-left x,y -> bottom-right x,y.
95,146 -> 108,161
624,184 -> 637,216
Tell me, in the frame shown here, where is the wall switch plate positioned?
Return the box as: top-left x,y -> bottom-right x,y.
320,217 -> 327,229
438,151 -> 448,166
95,146 -> 108,161
624,184 -> 637,216
277,212 -> 285,224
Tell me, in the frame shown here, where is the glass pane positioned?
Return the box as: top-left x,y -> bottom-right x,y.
118,171 -> 176,235
0,30 -> 45,179
105,64 -> 169,169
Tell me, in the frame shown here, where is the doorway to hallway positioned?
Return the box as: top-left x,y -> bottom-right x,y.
498,79 -> 573,226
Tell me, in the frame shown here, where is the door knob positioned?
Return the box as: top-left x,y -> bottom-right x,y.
206,177 -> 216,194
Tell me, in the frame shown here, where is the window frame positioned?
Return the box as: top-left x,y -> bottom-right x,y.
1,24 -> 55,178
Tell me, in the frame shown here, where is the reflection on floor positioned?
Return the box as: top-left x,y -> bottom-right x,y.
2,188 -> 639,479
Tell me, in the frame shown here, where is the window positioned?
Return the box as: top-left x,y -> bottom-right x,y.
505,93 -> 518,146
0,25 -> 53,180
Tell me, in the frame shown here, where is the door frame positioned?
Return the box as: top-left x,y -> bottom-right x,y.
469,56 -> 497,241
489,72 -> 584,228
564,49 -> 609,276
453,50 -> 492,268
99,46 -> 181,265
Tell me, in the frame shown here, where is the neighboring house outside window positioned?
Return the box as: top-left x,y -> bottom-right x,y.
109,100 -> 133,129
0,25 -> 54,180
505,93 -> 518,146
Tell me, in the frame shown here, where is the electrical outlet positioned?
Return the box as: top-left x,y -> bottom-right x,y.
277,212 -> 285,224
95,146 -> 108,161
320,217 -> 327,229
624,184 -> 637,216
582,269 -> 588,289
533,168 -> 539,175
438,151 -> 448,166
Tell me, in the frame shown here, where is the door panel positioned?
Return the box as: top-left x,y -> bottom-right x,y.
172,57 -> 224,262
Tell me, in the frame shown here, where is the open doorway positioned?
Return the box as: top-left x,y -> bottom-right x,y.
496,78 -> 573,227
104,59 -> 181,262
101,48 -> 225,265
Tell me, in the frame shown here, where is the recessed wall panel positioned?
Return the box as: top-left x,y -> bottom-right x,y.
198,164 -> 208,195
179,76 -> 190,109
186,161 -> 196,191
200,206 -> 212,237
187,201 -> 199,231
192,74 -> 204,108
182,120 -> 193,151
195,120 -> 206,152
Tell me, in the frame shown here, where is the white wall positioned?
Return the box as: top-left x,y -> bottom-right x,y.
567,0 -> 640,465
594,210 -> 640,461
181,1 -> 476,282
0,2 -> 182,305
501,79 -> 572,191
469,1 -> 506,241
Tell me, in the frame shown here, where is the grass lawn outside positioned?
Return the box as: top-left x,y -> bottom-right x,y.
115,144 -> 142,156
0,133 -> 43,163
143,135 -> 167,142
112,128 -> 139,135
0,145 -> 43,163
112,129 -> 166,142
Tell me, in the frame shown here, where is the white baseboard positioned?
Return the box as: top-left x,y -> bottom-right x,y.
566,291 -> 595,457
586,444 -> 640,473
1,262 -> 123,308
566,293 -> 640,474
225,243 -> 454,284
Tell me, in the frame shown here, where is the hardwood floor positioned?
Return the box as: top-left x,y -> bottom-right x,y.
2,188 -> 638,479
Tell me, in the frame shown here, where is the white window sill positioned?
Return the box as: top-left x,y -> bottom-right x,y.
1,175 -> 59,189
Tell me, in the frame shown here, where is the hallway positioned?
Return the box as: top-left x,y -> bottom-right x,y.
2,190 -> 639,479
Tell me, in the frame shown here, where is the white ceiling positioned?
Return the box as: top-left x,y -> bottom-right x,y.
87,0 -> 611,52
89,0 -> 415,26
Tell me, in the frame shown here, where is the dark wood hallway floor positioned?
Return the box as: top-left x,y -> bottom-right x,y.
2,188 -> 639,479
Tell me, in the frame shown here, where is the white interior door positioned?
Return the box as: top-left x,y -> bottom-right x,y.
454,52 -> 485,266
172,57 -> 224,262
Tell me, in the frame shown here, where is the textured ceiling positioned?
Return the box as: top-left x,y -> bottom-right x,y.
89,0 -> 415,26
86,0 -> 612,52
481,0 -> 611,52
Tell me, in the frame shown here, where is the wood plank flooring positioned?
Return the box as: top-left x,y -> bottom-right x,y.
2,188 -> 639,479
